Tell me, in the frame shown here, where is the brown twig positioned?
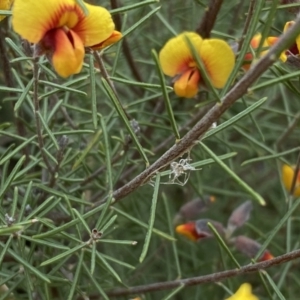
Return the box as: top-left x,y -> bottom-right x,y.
276,111 -> 300,147
238,0 -> 256,51
110,103 -> 213,190
59,105 -> 78,130
48,135 -> 68,188
87,99 -> 164,202
89,16 -> 300,209
227,1 -> 245,36
153,103 -> 214,154
105,249 -> 300,297
196,0 -> 224,38
110,0 -> 144,85
93,50 -> 131,120
32,58 -> 54,174
80,141 -> 130,187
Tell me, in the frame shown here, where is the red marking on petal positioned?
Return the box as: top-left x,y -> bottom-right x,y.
47,3 -> 85,31
259,251 -> 274,262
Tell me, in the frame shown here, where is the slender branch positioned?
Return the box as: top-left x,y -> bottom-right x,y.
196,0 -> 224,38
238,0 -> 256,51
89,14 -> 300,208
0,29 -> 13,89
112,103 -> 213,190
59,106 -> 78,130
227,1 -> 244,36
48,135 -> 68,188
276,111 -> 300,147
32,59 -> 54,173
93,50 -> 131,120
153,103 -> 213,154
110,0 -> 144,85
111,99 -> 165,187
80,141 -> 130,187
87,99 -> 164,201
105,249 -> 300,297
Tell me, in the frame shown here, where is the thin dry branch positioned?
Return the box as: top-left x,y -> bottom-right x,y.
105,248 -> 300,297
196,0 -> 224,38
33,59 -> 54,174
110,0 -> 144,87
90,15 -> 300,209
238,0 -> 256,51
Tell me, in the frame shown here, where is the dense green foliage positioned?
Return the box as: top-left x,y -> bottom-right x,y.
0,0 -> 300,299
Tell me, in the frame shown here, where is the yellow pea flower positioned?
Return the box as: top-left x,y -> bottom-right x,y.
12,0 -> 118,77
243,33 -> 271,70
282,21 -> 300,60
0,0 -> 13,21
159,32 -> 235,98
266,21 -> 300,63
226,283 -> 259,300
281,164 -> 300,197
243,33 -> 286,70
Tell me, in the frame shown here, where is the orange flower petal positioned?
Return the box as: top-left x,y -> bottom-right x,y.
250,33 -> 262,48
91,30 -> 122,50
173,69 -> 200,98
282,164 -> 300,197
175,223 -> 198,241
0,0 -> 13,21
73,2 -> 114,47
12,0 -> 79,43
243,34 -> 262,70
200,39 -> 235,88
259,251 -> 274,262
159,32 -> 203,76
266,36 -> 278,46
49,29 -> 84,78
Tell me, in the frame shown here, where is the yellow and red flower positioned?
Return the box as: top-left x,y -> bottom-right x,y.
226,283 -> 259,300
0,0 -> 13,21
243,34 -> 267,70
280,21 -> 300,61
12,0 -> 121,77
266,21 -> 300,63
242,33 -> 282,70
175,222 -> 208,241
159,32 -> 235,98
175,219 -> 225,241
282,164 -> 300,197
